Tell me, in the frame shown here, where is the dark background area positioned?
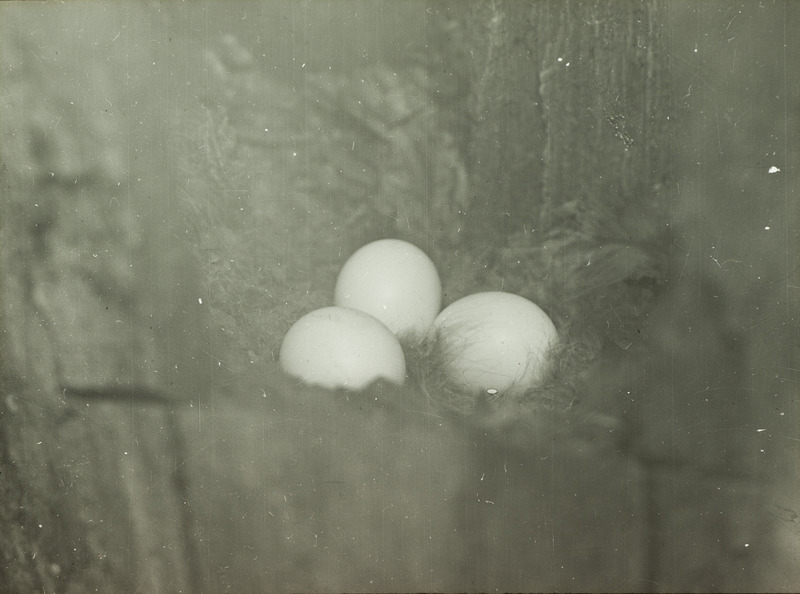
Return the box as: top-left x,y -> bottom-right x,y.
1,1 -> 798,592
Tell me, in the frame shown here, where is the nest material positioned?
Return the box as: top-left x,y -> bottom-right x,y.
182,36 -> 668,424
182,37 -> 471,362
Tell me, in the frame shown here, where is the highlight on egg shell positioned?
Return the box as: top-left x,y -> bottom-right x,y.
334,239 -> 442,342
279,306 -> 406,390
430,291 -> 558,398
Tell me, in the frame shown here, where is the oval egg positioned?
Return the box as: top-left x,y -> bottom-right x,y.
431,291 -> 557,397
335,239 -> 441,341
279,306 -> 406,390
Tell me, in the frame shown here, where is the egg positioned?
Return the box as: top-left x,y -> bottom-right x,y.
279,306 -> 406,390
334,239 -> 441,341
431,291 -> 557,397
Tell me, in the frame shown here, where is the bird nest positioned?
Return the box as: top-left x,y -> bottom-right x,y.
180,36 -> 668,431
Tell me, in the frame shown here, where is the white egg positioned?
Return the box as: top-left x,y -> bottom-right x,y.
335,239 -> 441,341
431,291 -> 558,397
279,306 -> 406,390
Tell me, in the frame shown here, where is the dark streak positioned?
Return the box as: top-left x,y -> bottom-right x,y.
60,385 -> 174,406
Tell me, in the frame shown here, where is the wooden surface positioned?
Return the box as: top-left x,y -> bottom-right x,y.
1,2 -> 798,592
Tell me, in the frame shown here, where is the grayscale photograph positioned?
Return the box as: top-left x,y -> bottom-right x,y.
1,1 -> 798,592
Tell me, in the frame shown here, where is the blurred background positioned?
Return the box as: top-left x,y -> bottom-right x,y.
1,1 -> 797,592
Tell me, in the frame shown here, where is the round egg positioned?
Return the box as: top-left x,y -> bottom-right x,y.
279,306 -> 406,390
334,239 -> 441,341
431,291 -> 557,397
